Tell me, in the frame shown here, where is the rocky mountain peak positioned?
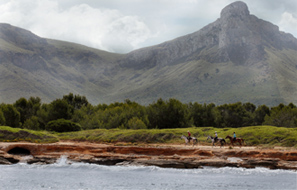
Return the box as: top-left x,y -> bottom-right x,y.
122,1 -> 297,68
220,1 -> 249,20
218,1 -> 267,64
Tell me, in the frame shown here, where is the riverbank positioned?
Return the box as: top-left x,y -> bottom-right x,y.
1,141 -> 297,170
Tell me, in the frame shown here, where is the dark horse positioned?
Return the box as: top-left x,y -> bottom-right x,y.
225,135 -> 245,147
207,136 -> 226,148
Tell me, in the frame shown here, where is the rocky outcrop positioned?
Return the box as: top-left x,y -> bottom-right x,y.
1,142 -> 297,170
122,1 -> 297,68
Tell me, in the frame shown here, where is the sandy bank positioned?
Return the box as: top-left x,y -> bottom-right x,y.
0,141 -> 297,170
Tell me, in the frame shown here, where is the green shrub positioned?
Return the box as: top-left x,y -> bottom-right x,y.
127,117 -> 147,129
46,119 -> 81,132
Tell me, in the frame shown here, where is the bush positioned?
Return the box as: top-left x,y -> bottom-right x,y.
46,119 -> 82,132
126,117 -> 147,129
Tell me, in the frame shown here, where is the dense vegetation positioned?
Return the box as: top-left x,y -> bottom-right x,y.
1,93 -> 297,146
1,93 -> 297,132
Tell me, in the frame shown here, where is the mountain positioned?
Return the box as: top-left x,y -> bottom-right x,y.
1,1 -> 297,106
0,23 -> 124,104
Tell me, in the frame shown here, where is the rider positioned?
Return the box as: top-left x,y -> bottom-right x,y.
214,131 -> 218,142
233,132 -> 236,141
187,130 -> 192,141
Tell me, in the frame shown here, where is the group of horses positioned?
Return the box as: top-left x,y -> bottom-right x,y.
181,135 -> 244,147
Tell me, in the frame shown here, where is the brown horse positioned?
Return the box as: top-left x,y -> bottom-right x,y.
225,135 -> 244,147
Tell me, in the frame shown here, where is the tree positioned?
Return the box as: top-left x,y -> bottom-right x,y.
28,97 -> 42,116
189,102 -> 216,127
48,99 -> 73,121
243,102 -> 256,113
254,105 -> 270,125
0,110 -> 5,126
14,97 -> 42,126
147,98 -> 190,129
188,102 -> 204,127
214,102 -> 252,128
63,93 -> 89,110
0,104 -> 20,128
14,97 -> 29,124
263,105 -> 297,127
23,116 -> 40,130
36,104 -> 50,130
126,117 -> 147,129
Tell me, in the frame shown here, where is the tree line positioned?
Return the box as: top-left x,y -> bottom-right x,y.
0,93 -> 297,132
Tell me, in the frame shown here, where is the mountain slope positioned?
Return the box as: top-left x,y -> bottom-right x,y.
1,1 -> 297,106
113,1 -> 297,105
0,23 -> 123,103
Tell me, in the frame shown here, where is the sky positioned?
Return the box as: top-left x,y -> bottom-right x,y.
0,0 -> 297,53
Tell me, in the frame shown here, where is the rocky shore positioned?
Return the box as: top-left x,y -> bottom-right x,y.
1,142 -> 297,170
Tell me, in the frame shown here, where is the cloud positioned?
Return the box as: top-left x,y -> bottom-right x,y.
0,0 -> 154,53
1,0 -> 297,53
279,12 -> 297,37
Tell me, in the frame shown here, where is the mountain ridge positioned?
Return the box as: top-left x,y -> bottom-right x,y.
1,1 -> 297,106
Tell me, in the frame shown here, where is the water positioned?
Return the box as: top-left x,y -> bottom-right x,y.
0,156 -> 296,190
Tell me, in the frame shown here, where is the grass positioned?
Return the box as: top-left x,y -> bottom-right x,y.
57,125 -> 297,147
0,126 -> 59,143
1,125 -> 297,147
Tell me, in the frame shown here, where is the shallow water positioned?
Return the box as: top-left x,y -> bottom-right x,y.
0,156 -> 296,190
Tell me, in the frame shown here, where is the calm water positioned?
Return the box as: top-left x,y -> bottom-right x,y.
0,156 -> 296,190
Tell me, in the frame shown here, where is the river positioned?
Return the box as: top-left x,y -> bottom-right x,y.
0,156 -> 296,190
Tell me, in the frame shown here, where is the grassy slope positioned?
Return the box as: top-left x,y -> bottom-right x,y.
0,32 -> 125,104
110,47 -> 296,106
0,126 -> 58,143
57,126 -> 297,147
1,125 -> 297,147
266,48 -> 297,105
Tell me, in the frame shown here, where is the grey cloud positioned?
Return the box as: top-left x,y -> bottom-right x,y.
0,0 -> 297,53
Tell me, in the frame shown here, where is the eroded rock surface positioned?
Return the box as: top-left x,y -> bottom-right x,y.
1,142 -> 297,170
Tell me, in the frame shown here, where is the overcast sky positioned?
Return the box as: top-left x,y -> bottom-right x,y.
1,0 -> 297,53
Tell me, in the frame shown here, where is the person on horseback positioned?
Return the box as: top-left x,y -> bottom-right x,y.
214,131 -> 218,142
187,130 -> 192,141
233,132 -> 236,141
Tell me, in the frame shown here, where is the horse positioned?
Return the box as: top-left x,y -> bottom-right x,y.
225,135 -> 245,147
206,136 -> 226,148
181,135 -> 198,146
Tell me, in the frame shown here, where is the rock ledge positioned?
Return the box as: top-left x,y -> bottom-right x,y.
1,142 -> 297,170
